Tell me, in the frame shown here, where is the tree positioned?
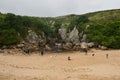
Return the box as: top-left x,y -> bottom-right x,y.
0,29 -> 19,45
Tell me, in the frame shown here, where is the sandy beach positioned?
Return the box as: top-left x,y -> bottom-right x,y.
0,49 -> 120,80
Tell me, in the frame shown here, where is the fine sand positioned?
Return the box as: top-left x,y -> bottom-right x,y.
0,49 -> 120,80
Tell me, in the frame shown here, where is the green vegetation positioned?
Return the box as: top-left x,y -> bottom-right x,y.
0,9 -> 120,49
0,29 -> 19,45
0,13 -> 53,46
86,21 -> 120,49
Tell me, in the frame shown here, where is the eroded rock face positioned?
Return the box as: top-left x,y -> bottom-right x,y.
59,27 -> 80,44
20,30 -> 43,51
58,28 -> 67,41
58,27 -> 93,51
27,30 -> 39,44
11,25 -> 96,51
67,27 -> 80,44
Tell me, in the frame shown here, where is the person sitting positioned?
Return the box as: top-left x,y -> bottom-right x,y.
68,56 -> 71,61
92,54 -> 95,56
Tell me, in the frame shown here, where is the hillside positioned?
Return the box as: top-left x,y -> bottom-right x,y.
0,9 -> 120,50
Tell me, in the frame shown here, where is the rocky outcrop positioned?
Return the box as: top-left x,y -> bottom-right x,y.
98,45 -> 108,50
67,27 -> 80,44
81,42 -> 88,49
73,43 -> 81,50
81,34 -> 87,42
7,25 -> 98,52
87,42 -> 95,48
58,28 -> 67,41
59,27 -> 80,44
54,43 -> 62,52
26,30 -> 39,44
80,42 -> 95,49
18,30 -> 42,52
62,42 -> 73,50
58,26 -> 96,51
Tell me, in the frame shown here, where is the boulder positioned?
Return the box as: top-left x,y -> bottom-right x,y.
63,42 -> 73,50
17,44 -> 24,48
87,42 -> 95,48
81,42 -> 88,49
98,45 -> 108,50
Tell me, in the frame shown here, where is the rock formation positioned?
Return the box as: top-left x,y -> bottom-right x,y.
67,27 -> 80,44
26,30 -> 39,44
58,28 -> 67,41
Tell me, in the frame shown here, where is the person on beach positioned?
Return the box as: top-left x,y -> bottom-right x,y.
68,56 -> 71,61
40,47 -> 45,56
38,40 -> 46,56
106,54 -> 108,59
92,54 -> 95,56
83,48 -> 88,55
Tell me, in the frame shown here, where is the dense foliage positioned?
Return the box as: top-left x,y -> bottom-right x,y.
0,9 -> 120,49
86,21 -> 120,49
0,13 -> 53,46
68,15 -> 89,32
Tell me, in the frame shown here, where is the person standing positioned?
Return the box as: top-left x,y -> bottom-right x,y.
40,46 -> 45,56
106,54 -> 108,59
38,40 -> 45,56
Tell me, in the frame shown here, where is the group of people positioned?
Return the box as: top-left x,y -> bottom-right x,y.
92,53 -> 109,59
68,53 -> 109,61
21,42 -> 109,60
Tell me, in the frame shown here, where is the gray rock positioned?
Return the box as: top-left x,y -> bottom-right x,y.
81,42 -> 88,49
23,30 -> 44,51
98,45 -> 108,50
87,42 -> 95,48
45,45 -> 52,51
67,27 -> 80,44
73,43 -> 81,50
17,44 -> 24,48
26,30 -> 39,44
81,34 -> 87,42
63,42 -> 73,50
58,28 -> 67,41
54,43 -> 62,52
